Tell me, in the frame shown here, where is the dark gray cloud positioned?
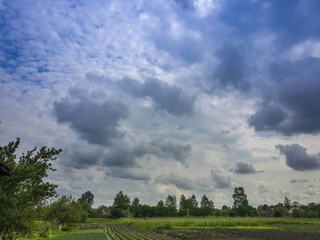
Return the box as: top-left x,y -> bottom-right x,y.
233,162 -> 257,174
108,168 -> 151,181
118,77 -> 196,117
290,179 -> 310,183
174,0 -> 195,11
219,0 -> 320,50
248,105 -> 287,132
102,138 -> 191,168
213,42 -> 249,92
276,144 -> 320,171
62,145 -> 104,170
219,129 -> 231,135
148,138 -> 191,164
249,57 -> 320,135
211,167 -> 232,189
61,137 -> 191,172
155,172 -> 195,190
103,146 -> 138,168
54,91 -> 129,145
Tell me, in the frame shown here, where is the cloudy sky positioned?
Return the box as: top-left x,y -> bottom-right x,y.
1,0 -> 320,208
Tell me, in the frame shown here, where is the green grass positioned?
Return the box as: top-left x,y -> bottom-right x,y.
120,217 -> 320,231
51,232 -> 106,240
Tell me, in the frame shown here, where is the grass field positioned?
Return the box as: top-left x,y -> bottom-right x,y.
51,232 -> 106,240
121,216 -> 320,231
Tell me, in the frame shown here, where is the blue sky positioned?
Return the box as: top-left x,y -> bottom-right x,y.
1,0 -> 320,208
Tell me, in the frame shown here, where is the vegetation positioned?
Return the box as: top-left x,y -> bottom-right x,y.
0,138 -> 62,240
51,232 -> 106,240
105,224 -> 176,240
44,195 -> 88,226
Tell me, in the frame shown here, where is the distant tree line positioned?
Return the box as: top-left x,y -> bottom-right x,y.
43,186 -> 320,223
40,187 -> 320,225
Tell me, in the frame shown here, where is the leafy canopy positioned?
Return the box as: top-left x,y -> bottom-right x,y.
0,138 -> 61,239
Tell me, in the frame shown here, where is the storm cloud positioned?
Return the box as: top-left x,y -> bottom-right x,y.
219,0 -> 320,49
249,57 -> 320,135
108,168 -> 151,181
62,144 -> 105,170
118,77 -> 196,117
211,167 -> 232,189
103,138 -> 191,168
233,162 -> 258,174
276,144 -> 320,171
155,172 -> 196,190
103,146 -> 138,168
54,92 -> 129,145
214,42 -> 249,92
174,0 -> 195,11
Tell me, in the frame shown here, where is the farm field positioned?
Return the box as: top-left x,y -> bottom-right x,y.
51,232 -> 106,240
22,217 -> 320,240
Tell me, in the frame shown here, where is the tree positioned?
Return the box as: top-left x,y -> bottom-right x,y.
232,187 -> 249,217
165,194 -> 177,216
189,194 -> 199,216
284,197 -> 291,210
155,200 -> 165,217
0,138 -> 62,239
45,195 -> 88,227
179,194 -> 188,216
78,191 -> 94,206
179,194 -> 200,216
132,197 -> 140,207
130,197 -> 141,217
78,191 -> 94,217
165,194 -> 177,208
110,191 -> 131,218
199,194 -> 214,216
91,205 -> 110,218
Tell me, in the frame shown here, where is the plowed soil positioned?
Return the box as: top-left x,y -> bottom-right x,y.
156,228 -> 320,240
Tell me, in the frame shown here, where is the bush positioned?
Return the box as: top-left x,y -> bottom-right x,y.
273,208 -> 284,217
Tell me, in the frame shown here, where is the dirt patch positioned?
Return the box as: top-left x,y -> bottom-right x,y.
156,228 -> 320,240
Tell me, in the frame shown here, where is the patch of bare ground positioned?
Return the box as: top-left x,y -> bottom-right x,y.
156,228 -> 320,240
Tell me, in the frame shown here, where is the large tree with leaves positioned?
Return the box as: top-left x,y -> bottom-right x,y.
199,194 -> 214,216
0,138 -> 62,239
78,190 -> 94,206
45,195 -> 88,227
232,187 -> 249,217
110,191 -> 131,218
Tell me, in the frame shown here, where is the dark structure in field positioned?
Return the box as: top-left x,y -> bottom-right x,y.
0,162 -> 12,196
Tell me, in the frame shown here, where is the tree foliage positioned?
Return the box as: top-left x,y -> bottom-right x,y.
45,195 -> 88,225
232,187 -> 249,217
0,138 -> 62,239
179,194 -> 200,216
165,194 -> 178,216
199,194 -> 215,216
110,191 -> 131,218
78,191 -> 94,206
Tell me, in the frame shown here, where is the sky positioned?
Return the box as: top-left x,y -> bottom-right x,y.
1,0 -> 320,208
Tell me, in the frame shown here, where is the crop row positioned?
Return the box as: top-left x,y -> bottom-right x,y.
105,224 -> 177,240
77,223 -> 109,230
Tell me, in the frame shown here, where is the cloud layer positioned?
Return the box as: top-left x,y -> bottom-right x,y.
249,57 -> 320,135
1,0 -> 320,208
